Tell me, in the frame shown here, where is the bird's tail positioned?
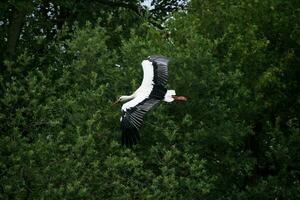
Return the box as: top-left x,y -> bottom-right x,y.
164,90 -> 176,102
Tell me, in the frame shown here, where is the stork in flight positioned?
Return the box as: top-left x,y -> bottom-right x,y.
114,55 -> 187,147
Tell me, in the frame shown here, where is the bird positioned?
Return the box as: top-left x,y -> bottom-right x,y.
114,55 -> 187,147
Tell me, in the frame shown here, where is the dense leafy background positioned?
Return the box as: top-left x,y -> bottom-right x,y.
1,0 -> 299,199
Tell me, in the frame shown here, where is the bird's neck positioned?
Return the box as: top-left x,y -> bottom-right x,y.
121,94 -> 135,102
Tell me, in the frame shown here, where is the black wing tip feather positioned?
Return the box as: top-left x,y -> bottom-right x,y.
121,127 -> 140,148
147,55 -> 170,63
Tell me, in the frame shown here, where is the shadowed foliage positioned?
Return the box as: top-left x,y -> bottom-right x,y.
0,0 -> 299,199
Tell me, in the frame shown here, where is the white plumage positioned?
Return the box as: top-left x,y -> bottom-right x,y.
121,60 -> 154,111
164,90 -> 176,102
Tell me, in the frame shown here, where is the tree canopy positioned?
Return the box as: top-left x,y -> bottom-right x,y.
0,0 -> 299,199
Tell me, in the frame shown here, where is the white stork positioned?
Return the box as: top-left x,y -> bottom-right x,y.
114,55 -> 187,147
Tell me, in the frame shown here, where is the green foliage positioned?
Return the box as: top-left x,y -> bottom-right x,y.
1,0 -> 300,199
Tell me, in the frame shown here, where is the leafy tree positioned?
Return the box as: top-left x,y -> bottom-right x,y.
0,0 -> 299,199
0,0 -> 186,69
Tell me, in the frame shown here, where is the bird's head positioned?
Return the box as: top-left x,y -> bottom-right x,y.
112,95 -> 133,106
119,96 -> 131,102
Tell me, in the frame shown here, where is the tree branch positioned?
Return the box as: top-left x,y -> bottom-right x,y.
95,1 -> 164,29
96,0 -> 143,15
6,6 -> 25,59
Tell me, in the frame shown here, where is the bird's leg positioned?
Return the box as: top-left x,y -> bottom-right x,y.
172,95 -> 187,101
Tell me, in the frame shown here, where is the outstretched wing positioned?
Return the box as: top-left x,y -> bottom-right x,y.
134,55 -> 170,96
148,55 -> 169,86
121,98 -> 160,147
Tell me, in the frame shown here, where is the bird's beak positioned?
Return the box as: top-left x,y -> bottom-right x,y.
112,99 -> 120,106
